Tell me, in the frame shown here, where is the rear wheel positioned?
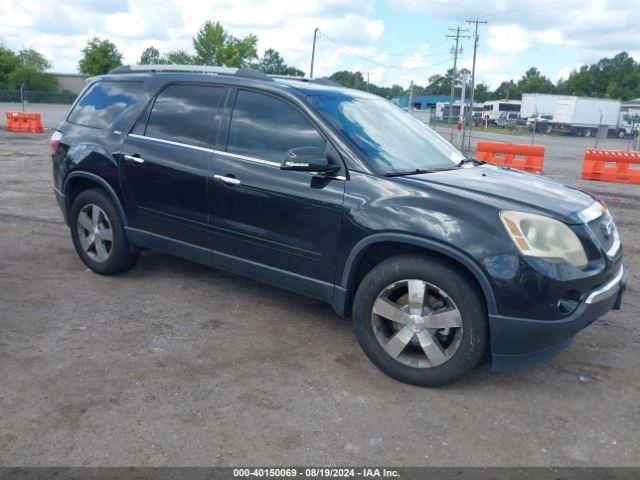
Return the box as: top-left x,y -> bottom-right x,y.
352,254 -> 487,387
583,128 -> 592,138
70,189 -> 139,275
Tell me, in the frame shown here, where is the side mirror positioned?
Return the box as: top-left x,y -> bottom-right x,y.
281,146 -> 340,173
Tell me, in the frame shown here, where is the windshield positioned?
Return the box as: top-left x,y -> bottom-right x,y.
308,95 -> 465,174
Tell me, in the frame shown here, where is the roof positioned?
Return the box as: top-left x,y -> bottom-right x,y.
103,64 -> 359,97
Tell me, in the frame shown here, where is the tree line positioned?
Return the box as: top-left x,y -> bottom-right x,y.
1,19 -> 638,103
338,52 -> 640,102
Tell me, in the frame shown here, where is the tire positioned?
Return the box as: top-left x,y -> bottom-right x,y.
544,124 -> 553,134
618,129 -> 626,139
70,188 -> 139,275
583,129 -> 592,138
352,254 -> 488,387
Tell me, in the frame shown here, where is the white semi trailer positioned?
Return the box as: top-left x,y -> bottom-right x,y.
520,93 -> 637,138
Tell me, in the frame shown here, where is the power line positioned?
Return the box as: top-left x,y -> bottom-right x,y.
479,0 -> 582,20
319,31 -> 454,70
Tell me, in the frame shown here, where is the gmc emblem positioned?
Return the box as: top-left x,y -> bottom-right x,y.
602,218 -> 614,239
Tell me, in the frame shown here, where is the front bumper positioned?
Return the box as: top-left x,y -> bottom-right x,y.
490,265 -> 627,371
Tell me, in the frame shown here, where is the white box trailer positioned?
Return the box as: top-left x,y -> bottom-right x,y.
521,93 -> 634,137
553,96 -> 620,133
520,93 -> 559,118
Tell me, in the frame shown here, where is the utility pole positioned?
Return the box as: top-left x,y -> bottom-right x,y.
408,80 -> 414,113
310,27 -> 319,78
463,17 -> 486,153
458,73 -> 469,148
447,26 -> 469,141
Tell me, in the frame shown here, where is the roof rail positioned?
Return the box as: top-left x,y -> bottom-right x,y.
107,64 -> 272,81
268,75 -> 341,87
106,65 -> 341,87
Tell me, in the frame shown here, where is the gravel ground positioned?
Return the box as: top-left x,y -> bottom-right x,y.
0,128 -> 638,466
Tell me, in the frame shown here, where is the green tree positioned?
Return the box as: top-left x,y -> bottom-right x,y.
329,70 -> 366,89
192,21 -> 257,67
163,50 -> 194,65
79,37 -> 123,75
0,44 -> 19,88
7,48 -> 55,91
494,79 -> 519,100
560,52 -> 640,100
421,68 -> 469,96
257,48 -> 304,76
139,46 -> 162,65
472,82 -> 492,102
516,67 -> 556,96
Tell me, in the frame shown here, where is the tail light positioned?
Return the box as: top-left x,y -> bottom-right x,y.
50,130 -> 62,154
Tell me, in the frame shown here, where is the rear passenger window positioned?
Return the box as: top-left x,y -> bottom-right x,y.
68,81 -> 142,129
145,84 -> 225,148
228,90 -> 325,162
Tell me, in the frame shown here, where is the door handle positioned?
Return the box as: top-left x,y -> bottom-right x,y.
123,154 -> 144,164
214,174 -> 241,186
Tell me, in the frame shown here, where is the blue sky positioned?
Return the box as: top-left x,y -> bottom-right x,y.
1,0 -> 638,89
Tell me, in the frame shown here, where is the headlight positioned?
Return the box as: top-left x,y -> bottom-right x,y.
499,211 -> 588,268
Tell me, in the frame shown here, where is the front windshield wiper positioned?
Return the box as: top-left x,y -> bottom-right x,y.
457,158 -> 485,167
384,168 -> 450,177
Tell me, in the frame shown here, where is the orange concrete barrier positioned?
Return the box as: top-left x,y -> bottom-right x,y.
476,141 -> 545,174
5,112 -> 44,133
581,149 -> 640,185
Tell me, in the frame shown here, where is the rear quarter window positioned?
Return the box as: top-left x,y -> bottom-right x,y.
67,81 -> 143,129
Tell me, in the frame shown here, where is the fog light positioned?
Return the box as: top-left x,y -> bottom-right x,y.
557,290 -> 581,315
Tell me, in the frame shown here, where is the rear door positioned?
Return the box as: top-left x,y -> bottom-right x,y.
121,83 -> 227,247
207,89 -> 346,286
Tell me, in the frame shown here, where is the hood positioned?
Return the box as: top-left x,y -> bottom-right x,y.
396,165 -> 595,224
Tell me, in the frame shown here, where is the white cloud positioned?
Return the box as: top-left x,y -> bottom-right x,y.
1,0 -> 639,90
0,0 -> 384,78
486,25 -> 529,54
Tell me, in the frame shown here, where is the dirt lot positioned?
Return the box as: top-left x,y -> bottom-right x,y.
0,129 -> 639,466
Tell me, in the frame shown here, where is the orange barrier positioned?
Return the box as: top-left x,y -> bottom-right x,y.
476,141 -> 545,174
5,112 -> 44,133
581,149 -> 640,185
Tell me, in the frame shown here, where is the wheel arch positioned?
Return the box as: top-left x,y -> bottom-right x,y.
63,171 -> 128,227
337,233 -> 497,317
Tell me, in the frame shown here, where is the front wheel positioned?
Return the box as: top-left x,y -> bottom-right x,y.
352,255 -> 488,387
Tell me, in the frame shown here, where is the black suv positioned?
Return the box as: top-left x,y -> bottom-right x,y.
51,65 -> 626,386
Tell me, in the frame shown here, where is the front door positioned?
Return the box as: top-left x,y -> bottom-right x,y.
121,83 -> 227,247
208,89 -> 345,286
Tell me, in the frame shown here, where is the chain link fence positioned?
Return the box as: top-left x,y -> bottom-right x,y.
0,90 -> 76,105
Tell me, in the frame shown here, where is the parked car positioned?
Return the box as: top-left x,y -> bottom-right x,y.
496,112 -> 520,127
526,114 -> 554,132
51,65 -> 626,387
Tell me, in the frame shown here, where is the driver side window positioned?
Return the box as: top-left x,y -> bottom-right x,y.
227,90 -> 326,162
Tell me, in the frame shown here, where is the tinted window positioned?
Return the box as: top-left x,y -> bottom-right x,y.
228,90 -> 325,162
145,84 -> 225,147
499,103 -> 520,112
68,81 -> 142,129
309,94 -> 465,174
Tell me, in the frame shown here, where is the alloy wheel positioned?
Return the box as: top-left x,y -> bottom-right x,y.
77,203 -> 113,262
371,279 -> 463,368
